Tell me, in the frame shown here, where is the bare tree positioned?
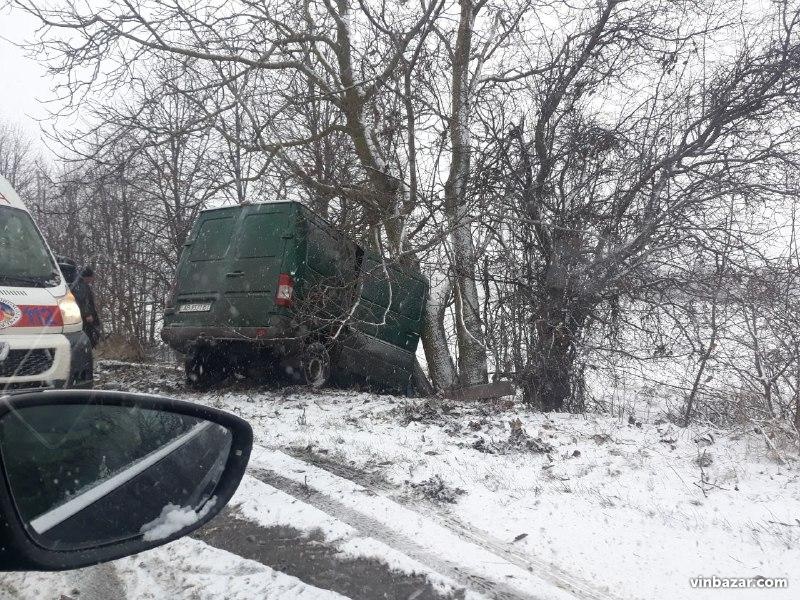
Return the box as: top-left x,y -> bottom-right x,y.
16,0 -> 800,422
480,0 -> 800,409
0,119 -> 38,195
13,0 -> 498,387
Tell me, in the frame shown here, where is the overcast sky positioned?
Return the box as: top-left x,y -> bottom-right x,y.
0,6 -> 55,145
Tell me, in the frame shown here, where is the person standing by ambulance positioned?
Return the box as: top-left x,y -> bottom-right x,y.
71,266 -> 102,347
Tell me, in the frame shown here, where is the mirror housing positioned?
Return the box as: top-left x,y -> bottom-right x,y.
0,390 -> 252,571
55,255 -> 78,286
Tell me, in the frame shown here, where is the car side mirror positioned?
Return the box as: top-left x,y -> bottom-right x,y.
0,390 -> 252,571
55,256 -> 78,286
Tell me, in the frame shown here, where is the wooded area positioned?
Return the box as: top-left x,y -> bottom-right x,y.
4,0 -> 800,428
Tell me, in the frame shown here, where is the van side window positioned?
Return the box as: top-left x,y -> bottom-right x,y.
190,217 -> 234,261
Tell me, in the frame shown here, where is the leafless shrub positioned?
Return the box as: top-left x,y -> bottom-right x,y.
407,475 -> 465,504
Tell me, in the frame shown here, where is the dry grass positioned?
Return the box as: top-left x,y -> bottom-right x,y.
95,334 -> 147,362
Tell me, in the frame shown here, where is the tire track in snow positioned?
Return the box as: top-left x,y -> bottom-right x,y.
412,510 -> 618,600
193,510 -> 453,600
285,449 -> 620,600
251,466 -> 552,600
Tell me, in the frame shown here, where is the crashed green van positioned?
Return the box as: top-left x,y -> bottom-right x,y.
161,202 -> 427,393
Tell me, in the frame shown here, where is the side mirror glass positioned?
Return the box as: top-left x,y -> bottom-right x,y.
0,391 -> 252,570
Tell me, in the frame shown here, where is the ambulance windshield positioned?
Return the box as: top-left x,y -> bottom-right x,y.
0,206 -> 60,287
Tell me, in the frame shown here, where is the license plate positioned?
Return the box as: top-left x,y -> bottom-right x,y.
179,302 -> 212,313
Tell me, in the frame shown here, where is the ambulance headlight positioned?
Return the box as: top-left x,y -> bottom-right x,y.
58,291 -> 83,326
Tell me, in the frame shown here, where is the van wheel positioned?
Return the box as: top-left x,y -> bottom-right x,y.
186,349 -> 223,389
302,342 -> 330,388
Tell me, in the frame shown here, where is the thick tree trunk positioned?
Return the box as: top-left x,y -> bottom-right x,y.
521,299 -> 586,411
420,279 -> 457,390
451,247 -> 488,385
445,0 -> 488,386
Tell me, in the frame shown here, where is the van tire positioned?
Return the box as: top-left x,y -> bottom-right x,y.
301,342 -> 330,388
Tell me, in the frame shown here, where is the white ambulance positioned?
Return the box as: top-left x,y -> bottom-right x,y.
0,175 -> 93,390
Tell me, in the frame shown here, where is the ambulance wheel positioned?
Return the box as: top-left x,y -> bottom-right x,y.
301,342 -> 330,388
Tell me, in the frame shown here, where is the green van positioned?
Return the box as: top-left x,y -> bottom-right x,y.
161,202 -> 428,393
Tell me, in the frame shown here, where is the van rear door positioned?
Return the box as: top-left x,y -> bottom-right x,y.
178,209 -> 237,295
172,208 -> 237,326
221,205 -> 291,328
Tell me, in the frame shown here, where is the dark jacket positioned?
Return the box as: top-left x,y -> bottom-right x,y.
70,277 -> 101,344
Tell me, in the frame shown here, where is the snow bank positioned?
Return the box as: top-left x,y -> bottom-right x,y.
79,362 -> 800,600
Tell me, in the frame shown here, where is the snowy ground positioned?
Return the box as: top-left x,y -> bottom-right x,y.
2,537 -> 349,600
2,360 -> 798,599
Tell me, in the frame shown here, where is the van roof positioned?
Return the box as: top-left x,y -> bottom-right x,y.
198,201 -> 427,283
0,175 -> 28,212
201,200 -> 336,227
200,200 -> 296,213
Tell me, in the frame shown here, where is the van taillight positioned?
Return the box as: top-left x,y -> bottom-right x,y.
276,273 -> 294,307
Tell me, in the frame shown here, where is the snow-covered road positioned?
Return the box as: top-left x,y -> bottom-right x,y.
3,447 -> 579,600
242,445 -> 605,600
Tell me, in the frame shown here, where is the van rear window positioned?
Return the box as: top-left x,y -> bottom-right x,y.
0,206 -> 59,287
237,213 -> 283,258
190,217 -> 234,261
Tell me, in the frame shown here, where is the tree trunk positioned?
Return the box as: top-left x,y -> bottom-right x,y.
445,0 -> 487,386
451,261 -> 487,385
684,287 -> 721,427
521,298 -> 585,411
420,279 -> 457,390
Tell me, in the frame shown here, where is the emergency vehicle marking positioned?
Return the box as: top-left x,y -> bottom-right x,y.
0,299 -> 22,329
19,305 -> 63,327
0,300 -> 62,328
